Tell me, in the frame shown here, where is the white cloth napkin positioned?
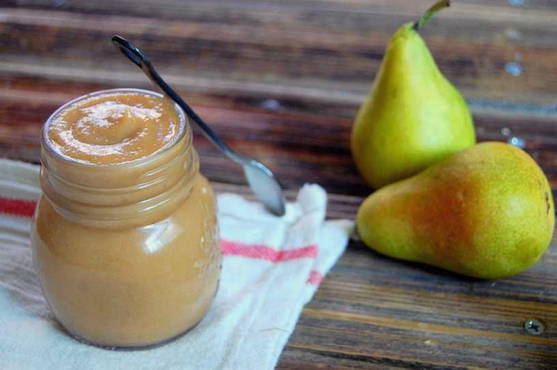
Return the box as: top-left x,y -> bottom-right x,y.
0,159 -> 353,370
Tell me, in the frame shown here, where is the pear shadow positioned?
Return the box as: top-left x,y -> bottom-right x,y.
348,239 -> 486,284
350,237 -> 557,288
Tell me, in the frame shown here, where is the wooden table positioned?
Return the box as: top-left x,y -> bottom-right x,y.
2,1 -> 556,368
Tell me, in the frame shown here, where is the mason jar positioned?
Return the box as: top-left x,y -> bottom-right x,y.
31,88 -> 221,348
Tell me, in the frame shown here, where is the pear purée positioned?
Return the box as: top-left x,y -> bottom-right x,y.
32,90 -> 221,348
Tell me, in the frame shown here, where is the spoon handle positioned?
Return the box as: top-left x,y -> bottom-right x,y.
111,35 -> 239,162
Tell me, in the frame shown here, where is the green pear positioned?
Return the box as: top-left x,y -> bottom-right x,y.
352,0 -> 476,189
357,142 -> 555,279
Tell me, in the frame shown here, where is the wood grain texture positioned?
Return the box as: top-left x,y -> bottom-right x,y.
3,0 -> 557,107
2,1 -> 557,368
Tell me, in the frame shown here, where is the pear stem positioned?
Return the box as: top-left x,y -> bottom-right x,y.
413,0 -> 450,31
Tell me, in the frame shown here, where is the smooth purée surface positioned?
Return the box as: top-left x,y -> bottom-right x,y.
47,92 -> 181,164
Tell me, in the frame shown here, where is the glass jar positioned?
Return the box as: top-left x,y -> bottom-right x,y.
31,89 -> 221,348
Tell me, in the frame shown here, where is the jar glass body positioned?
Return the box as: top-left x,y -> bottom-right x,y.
31,89 -> 221,348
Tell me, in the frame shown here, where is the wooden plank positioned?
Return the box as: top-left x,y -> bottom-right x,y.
280,245 -> 557,368
280,209 -> 557,369
13,0 -> 557,18
1,6 -> 557,107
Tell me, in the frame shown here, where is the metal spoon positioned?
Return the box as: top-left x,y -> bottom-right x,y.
111,35 -> 286,216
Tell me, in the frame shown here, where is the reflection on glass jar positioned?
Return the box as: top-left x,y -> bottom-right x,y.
31,89 -> 221,348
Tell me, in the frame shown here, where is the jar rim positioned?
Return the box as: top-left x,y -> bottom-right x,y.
41,88 -> 188,169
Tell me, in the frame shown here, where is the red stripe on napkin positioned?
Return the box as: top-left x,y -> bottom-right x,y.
306,270 -> 323,285
0,198 -> 36,218
221,240 -> 317,262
